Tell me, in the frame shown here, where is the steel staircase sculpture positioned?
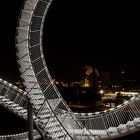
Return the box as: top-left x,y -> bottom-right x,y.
0,79 -> 40,140
16,0 -> 95,139
1,78 -> 140,140
0,0 -> 140,139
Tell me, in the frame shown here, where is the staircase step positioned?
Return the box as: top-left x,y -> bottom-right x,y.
19,109 -> 27,114
1,98 -> 10,102
126,121 -> 134,127
5,101 -> 14,106
48,126 -> 63,133
38,113 -> 51,119
107,127 -> 118,133
45,121 -> 59,128
13,106 -> 23,111
134,118 -> 140,124
0,96 -> 4,99
12,104 -> 19,108
117,124 -> 127,130
51,131 -> 66,139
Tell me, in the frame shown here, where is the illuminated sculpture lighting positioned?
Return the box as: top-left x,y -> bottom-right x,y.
0,0 -> 140,139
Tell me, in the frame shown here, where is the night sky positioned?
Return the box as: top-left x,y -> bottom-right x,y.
0,0 -> 140,84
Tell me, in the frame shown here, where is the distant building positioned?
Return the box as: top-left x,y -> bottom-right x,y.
115,91 -> 139,97
102,92 -> 117,100
102,91 -> 139,100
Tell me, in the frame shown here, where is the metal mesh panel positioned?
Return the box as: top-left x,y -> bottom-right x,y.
32,58 -> 44,74
0,86 -> 8,96
30,31 -> 40,46
30,45 -> 42,61
43,85 -> 59,99
15,0 -> 140,139
33,0 -> 48,16
36,69 -> 51,90
31,17 -> 42,31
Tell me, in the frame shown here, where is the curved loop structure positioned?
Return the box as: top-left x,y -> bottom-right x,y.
14,0 -> 140,139
74,96 -> 140,139
16,0 -> 95,139
1,78 -> 140,139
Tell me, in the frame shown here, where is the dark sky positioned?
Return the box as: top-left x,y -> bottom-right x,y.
0,0 -> 139,83
0,0 -> 23,83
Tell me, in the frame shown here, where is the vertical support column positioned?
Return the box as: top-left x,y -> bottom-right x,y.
27,98 -> 34,140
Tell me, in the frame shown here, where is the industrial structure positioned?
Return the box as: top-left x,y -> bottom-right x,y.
0,0 -> 140,139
